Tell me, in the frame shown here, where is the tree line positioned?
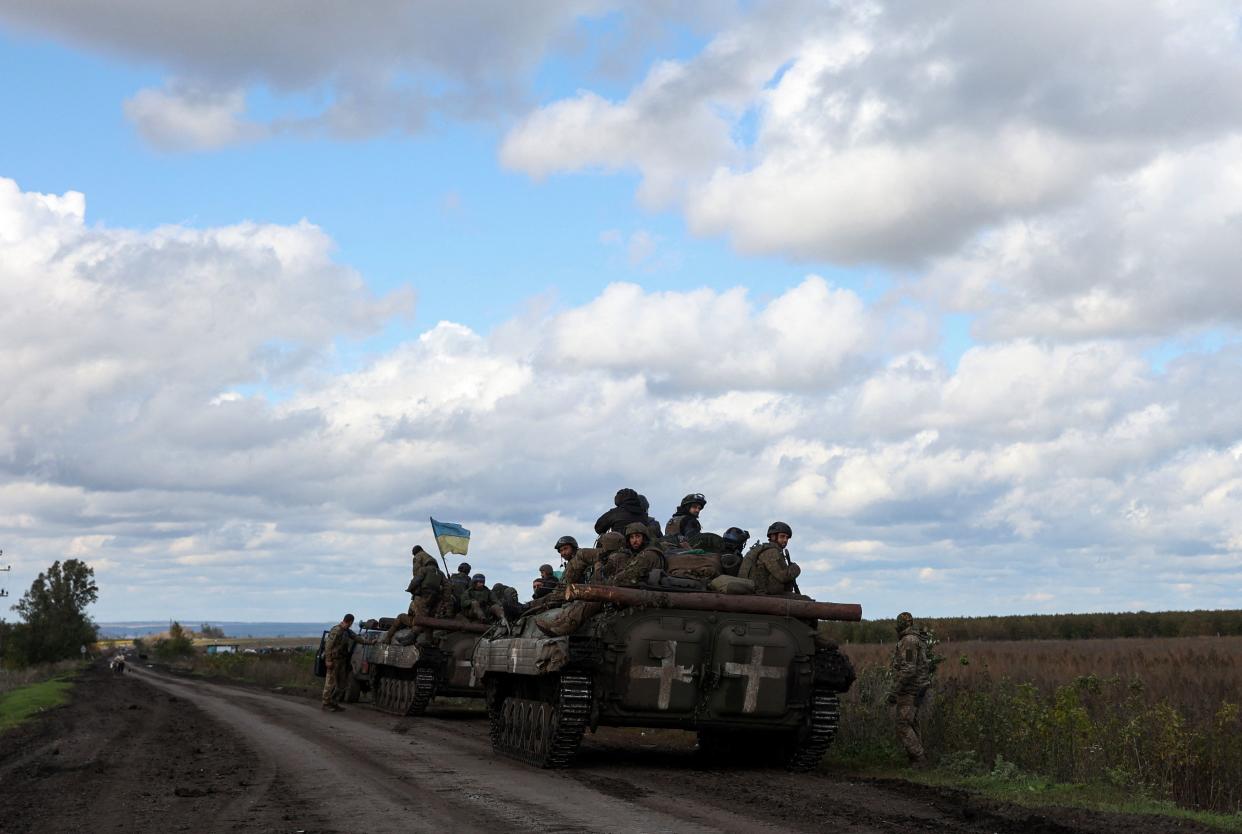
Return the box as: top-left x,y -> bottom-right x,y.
821,608 -> 1242,644
0,559 -> 98,668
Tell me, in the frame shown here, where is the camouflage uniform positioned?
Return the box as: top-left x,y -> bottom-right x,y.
322,620 -> 370,708
492,583 -> 525,620
461,578 -> 505,623
606,522 -> 665,586
536,533 -> 625,636
887,612 -> 932,764
738,542 -> 802,595
383,551 -> 445,643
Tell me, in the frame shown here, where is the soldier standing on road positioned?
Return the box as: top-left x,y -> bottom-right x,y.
738,522 -> 802,594
322,614 -> 374,712
887,611 -> 932,766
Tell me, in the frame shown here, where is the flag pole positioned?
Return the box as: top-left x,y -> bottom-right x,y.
430,517 -> 451,574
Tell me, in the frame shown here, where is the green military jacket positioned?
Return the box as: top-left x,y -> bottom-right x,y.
739,542 -> 801,594
890,627 -> 932,696
323,623 -> 359,663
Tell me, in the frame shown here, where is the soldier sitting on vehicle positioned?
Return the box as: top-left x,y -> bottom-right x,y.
382,547 -> 445,643
461,574 -> 505,623
449,561 -> 472,594
606,522 -> 666,587
563,531 -> 620,586
594,488 -> 662,539
493,582 -> 526,620
738,522 -> 802,595
532,563 -> 559,599
535,531 -> 626,636
664,492 -> 706,544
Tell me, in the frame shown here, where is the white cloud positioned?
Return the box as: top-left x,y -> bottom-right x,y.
0,1 -> 693,149
123,82 -> 262,151
3,177 -> 1242,621
503,1 -> 1242,266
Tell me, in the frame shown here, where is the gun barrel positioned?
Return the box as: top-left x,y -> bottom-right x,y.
565,584 -> 861,621
408,616 -> 490,634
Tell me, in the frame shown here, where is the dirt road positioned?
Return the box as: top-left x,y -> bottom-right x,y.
0,663 -> 1221,834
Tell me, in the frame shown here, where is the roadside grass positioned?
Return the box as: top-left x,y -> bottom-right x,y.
823,758 -> 1242,833
180,650 -> 317,691
0,660 -> 82,697
834,637 -> 1242,815
0,675 -> 75,732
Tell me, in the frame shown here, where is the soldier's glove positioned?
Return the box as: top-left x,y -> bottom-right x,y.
886,692 -> 897,705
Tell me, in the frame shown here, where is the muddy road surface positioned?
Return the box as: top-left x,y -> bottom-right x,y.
0,663 -> 1220,834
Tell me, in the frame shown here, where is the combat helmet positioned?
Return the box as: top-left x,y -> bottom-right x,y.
896,611 -> 914,632
538,563 -> 554,573
677,492 -> 707,511
554,535 -> 579,553
623,521 -> 651,545
472,573 -> 486,584
457,562 -> 471,574
723,527 -> 750,547
766,521 -> 793,539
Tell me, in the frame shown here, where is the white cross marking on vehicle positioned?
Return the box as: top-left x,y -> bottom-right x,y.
509,642 -> 522,672
631,643 -> 695,710
723,645 -> 783,713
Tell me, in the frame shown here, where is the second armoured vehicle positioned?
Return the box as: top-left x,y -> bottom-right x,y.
349,616 -> 487,715
472,585 -> 858,769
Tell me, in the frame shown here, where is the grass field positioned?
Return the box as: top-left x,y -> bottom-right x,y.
831,636 -> 1242,815
0,675 -> 75,732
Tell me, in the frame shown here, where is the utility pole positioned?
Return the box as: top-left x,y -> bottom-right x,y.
0,549 -> 10,598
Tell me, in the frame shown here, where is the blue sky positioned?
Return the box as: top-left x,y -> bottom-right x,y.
1,2 -> 1240,622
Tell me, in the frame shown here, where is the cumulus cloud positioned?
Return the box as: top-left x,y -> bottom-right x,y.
3,177 -> 1241,621
922,136 -> 1242,339
503,0 -> 1242,266
123,82 -> 263,151
0,1 -> 714,148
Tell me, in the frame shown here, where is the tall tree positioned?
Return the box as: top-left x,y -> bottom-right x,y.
10,559 -> 99,665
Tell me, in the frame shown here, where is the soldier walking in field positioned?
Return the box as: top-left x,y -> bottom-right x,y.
887,611 -> 932,765
321,613 -> 375,712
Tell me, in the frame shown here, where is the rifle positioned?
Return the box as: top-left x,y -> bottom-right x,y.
785,549 -> 802,596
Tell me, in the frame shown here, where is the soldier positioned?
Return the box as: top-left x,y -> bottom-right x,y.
462,573 -> 505,623
493,582 -> 525,620
322,613 -> 375,712
738,521 -> 802,595
382,547 -> 445,643
594,488 -> 661,539
887,611 -> 932,766
606,522 -> 665,587
532,563 -> 559,599
664,493 -> 706,542
535,531 -> 625,636
449,561 -> 472,594
563,531 -> 621,586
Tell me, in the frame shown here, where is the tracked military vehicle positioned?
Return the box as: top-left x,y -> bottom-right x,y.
472,584 -> 859,770
349,616 -> 487,715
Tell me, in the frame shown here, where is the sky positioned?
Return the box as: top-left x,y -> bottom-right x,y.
1,1 -> 1241,624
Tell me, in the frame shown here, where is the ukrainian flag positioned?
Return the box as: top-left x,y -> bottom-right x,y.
430,517 -> 471,557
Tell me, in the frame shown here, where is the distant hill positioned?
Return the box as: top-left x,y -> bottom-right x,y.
98,621 -> 329,639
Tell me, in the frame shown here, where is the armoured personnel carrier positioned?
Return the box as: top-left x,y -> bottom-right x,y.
472,584 -> 859,769
349,616 -> 487,715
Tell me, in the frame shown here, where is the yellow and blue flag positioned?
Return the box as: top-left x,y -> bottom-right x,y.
430,517 -> 471,557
